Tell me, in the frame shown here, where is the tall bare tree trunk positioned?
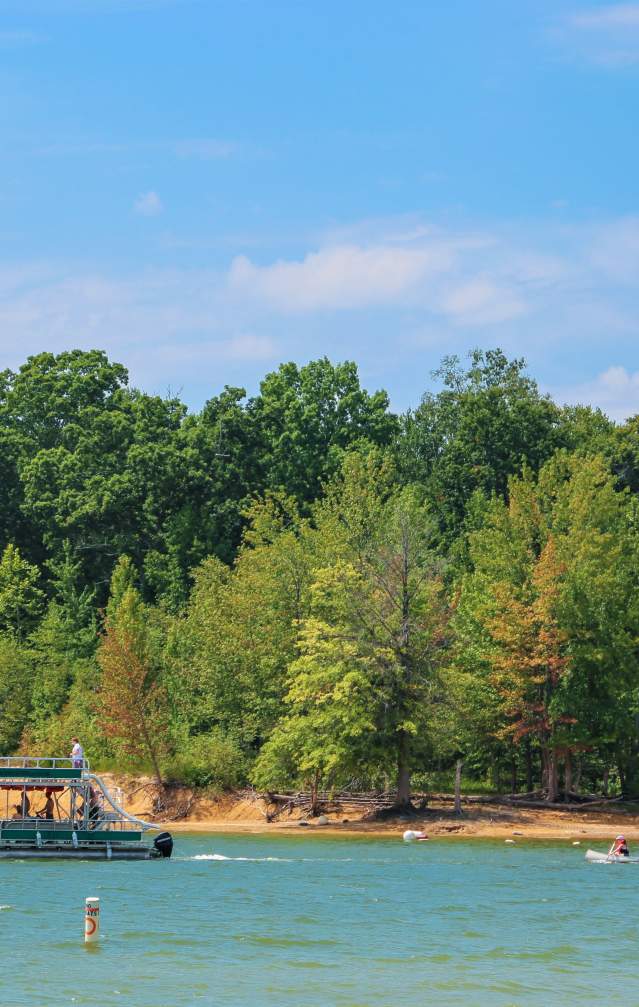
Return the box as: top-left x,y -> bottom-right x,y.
541,749 -> 548,794
396,526 -> 412,809
563,750 -> 572,799
141,715 -> 163,790
454,759 -> 463,817
525,739 -> 533,793
573,758 -> 582,794
396,731 -> 411,806
546,748 -> 558,803
309,771 -> 320,816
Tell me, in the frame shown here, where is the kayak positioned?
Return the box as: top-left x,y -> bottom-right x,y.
585,848 -> 639,864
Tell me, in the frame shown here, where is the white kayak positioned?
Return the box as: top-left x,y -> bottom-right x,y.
585,848 -> 639,864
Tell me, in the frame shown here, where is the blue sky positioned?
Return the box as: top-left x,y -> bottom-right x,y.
1,0 -> 638,418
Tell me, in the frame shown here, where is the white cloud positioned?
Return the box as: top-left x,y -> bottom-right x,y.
588,216 -> 639,282
133,191 -> 163,217
222,334 -> 276,360
226,226 -> 565,325
228,244 -> 452,312
560,4 -> 639,65
548,366 -> 639,422
439,278 -> 526,326
0,263 -> 280,395
0,213 -> 638,415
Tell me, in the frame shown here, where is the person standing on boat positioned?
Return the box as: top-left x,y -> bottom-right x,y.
70,737 -> 84,769
88,787 -> 102,828
609,834 -> 629,857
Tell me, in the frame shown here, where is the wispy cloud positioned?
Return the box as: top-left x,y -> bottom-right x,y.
0,29 -> 44,46
559,3 -> 639,65
37,141 -> 126,157
569,4 -> 639,28
227,224 -> 565,325
174,139 -> 236,160
0,213 -> 637,413
547,365 -> 639,422
36,136 -> 237,161
0,263 -> 276,395
133,191 -> 163,217
588,216 -> 639,281
439,278 -> 525,326
0,0 -> 190,11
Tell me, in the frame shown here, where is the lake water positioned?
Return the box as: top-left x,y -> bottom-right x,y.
1,833 -> 637,1006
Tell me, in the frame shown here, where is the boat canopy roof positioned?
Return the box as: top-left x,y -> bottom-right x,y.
0,756 -> 88,784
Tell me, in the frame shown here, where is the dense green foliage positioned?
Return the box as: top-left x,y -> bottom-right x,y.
1,347 -> 638,802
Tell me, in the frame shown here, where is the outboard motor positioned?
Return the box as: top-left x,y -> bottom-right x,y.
153,831 -> 173,859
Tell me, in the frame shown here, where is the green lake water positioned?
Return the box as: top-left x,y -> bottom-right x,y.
1,833 -> 637,1006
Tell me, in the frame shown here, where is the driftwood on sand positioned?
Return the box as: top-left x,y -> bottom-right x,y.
431,792 -> 625,812
259,788 -> 625,818
262,790 -> 399,820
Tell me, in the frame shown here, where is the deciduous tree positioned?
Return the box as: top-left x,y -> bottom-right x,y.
97,581 -> 169,787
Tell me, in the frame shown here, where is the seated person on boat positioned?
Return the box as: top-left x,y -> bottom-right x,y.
36,789 -> 54,821
76,786 -> 102,829
12,793 -> 30,819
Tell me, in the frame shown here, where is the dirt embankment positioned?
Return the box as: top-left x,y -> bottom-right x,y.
101,774 -> 639,842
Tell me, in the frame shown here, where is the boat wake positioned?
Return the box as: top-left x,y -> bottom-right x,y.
186,853 -> 356,864
188,853 -> 293,862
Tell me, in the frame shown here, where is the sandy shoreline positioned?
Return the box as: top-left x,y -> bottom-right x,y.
102,775 -> 639,844
163,810 -> 639,843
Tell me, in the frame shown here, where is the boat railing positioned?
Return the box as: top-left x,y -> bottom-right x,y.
0,756 -> 90,772
0,816 -> 137,833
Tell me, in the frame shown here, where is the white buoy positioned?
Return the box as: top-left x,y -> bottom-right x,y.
84,897 -> 100,944
505,839 -> 516,844
403,830 -> 427,842
572,841 -> 581,846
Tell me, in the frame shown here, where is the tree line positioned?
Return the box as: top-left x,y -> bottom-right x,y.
1,346 -> 638,805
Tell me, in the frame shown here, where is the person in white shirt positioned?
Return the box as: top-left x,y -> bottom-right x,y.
70,737 -> 84,769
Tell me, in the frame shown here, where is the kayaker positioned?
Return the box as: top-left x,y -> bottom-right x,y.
609,834 -> 629,857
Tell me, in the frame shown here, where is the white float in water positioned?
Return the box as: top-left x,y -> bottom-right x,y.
84,897 -> 100,944
402,830 -> 428,842
505,839 -> 516,844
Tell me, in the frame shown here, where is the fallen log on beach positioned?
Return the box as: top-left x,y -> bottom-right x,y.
259,789 -> 625,818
